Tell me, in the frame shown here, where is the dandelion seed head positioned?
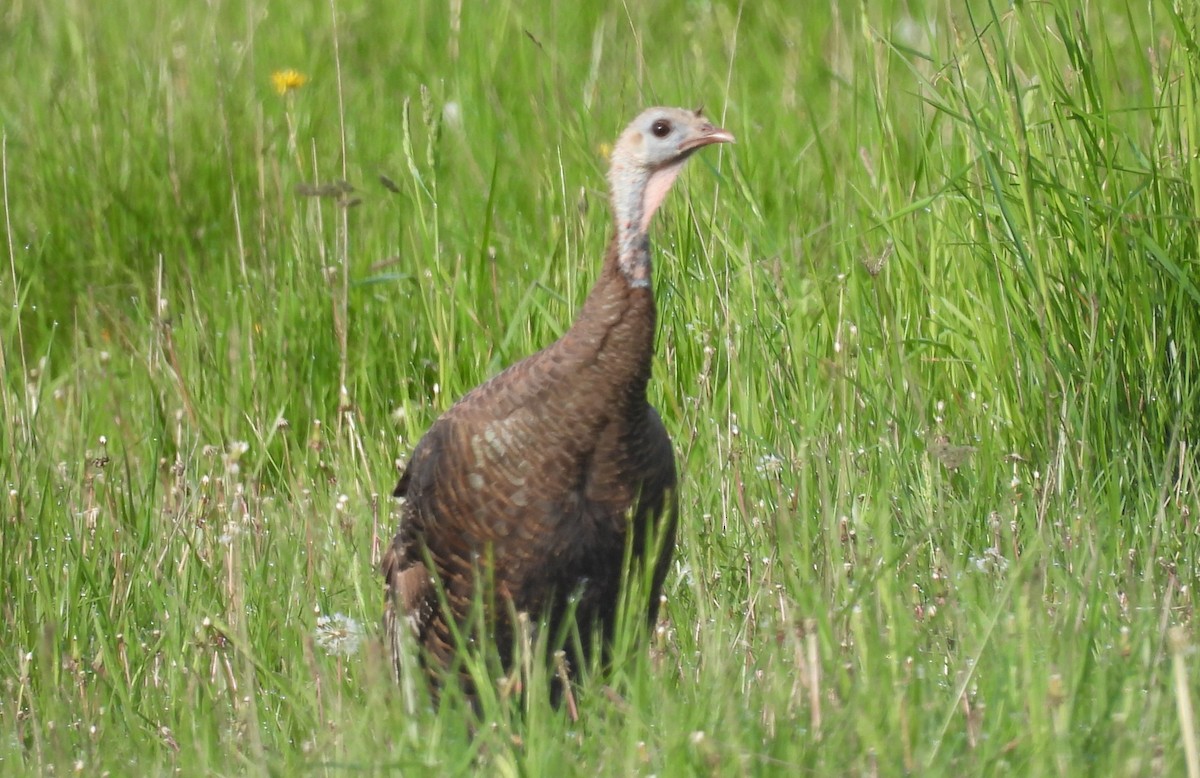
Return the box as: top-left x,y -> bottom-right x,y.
217,520 -> 241,546
970,546 -> 1009,575
314,613 -> 363,657
443,101 -> 463,130
755,454 -> 784,475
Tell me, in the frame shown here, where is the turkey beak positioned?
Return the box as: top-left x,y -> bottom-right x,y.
679,122 -> 736,153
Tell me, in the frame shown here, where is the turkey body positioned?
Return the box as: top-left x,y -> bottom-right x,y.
385,248 -> 676,677
382,107 -> 732,696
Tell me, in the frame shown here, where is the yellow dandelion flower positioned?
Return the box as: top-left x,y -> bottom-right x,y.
271,69 -> 308,95
598,142 -> 613,161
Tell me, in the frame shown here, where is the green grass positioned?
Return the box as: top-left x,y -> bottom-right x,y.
3,0 -> 1199,774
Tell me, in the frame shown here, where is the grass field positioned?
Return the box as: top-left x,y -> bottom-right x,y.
3,0 -> 1200,774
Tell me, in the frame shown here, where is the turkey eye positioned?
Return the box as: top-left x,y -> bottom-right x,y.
651,119 -> 672,138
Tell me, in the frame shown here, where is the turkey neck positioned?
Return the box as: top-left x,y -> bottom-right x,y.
550,154 -> 689,410
608,153 -> 690,289
558,236 -> 657,408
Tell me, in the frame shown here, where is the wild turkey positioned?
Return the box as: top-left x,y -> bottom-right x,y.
382,107 -> 734,699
